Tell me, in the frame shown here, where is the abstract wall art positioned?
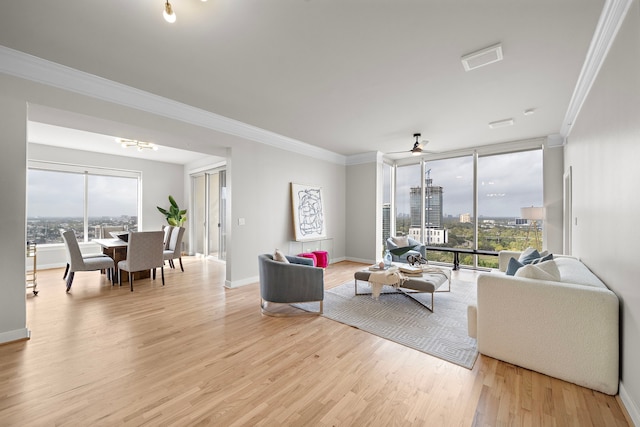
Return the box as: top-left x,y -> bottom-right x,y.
291,183 -> 326,241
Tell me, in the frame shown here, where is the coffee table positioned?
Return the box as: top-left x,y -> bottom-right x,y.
353,264 -> 451,312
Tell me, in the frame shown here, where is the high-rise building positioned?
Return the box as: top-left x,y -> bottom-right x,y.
410,171 -> 443,229
460,213 -> 471,223
382,203 -> 391,245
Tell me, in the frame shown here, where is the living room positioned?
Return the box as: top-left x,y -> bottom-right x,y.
1,0 -> 639,425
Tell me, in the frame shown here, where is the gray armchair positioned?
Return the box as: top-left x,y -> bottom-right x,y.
386,236 -> 426,263
258,254 -> 324,316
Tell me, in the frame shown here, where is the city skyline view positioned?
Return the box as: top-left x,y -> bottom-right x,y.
389,150 -> 543,219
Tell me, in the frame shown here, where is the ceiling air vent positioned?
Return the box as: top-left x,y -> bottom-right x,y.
461,43 -> 503,71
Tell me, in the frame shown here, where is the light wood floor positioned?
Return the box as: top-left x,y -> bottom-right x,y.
0,258 -> 630,426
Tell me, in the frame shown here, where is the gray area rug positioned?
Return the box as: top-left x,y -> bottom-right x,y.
297,278 -> 478,369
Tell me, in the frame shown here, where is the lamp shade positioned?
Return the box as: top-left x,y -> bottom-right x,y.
520,206 -> 544,221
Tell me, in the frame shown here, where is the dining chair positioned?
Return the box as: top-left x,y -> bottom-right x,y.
61,230 -> 116,293
61,229 -> 113,281
163,226 -> 185,272
118,231 -> 165,292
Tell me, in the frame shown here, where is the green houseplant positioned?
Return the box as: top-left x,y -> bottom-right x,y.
157,195 -> 187,226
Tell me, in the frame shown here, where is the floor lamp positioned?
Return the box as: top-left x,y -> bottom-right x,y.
521,206 -> 544,250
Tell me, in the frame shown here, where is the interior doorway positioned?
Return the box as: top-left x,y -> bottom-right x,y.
192,169 -> 227,261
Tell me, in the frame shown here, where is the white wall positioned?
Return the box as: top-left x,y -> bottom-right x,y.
345,158 -> 380,264
225,140 -> 346,287
0,94 -> 30,343
27,143 -> 185,269
565,0 -> 640,421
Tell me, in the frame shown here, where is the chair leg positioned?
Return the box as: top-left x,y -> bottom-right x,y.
179,257 -> 184,272
65,272 -> 74,293
129,272 -> 134,292
152,268 -> 156,280
161,266 -> 165,286
169,259 -> 175,269
63,263 -> 69,279
119,269 -> 123,286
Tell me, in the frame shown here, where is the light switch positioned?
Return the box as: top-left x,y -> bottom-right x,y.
238,218 -> 246,226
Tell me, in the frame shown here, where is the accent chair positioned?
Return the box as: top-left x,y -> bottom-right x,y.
258,254 -> 324,316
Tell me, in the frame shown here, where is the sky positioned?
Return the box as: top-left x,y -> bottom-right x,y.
27,170 -> 138,217
388,150 -> 543,218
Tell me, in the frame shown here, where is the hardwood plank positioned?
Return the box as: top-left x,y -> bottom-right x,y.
0,258 -> 628,426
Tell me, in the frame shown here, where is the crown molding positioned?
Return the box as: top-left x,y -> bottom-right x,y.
0,46 -> 346,165
560,0 -> 633,138
345,151 -> 383,166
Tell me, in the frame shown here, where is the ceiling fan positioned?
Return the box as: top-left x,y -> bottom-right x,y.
388,133 -> 435,156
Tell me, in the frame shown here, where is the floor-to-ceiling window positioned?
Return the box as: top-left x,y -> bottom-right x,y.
477,149 -> 543,267
422,156 -> 474,264
27,162 -> 140,244
387,145 -> 543,269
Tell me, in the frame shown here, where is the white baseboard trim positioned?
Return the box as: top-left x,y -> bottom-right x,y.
225,276 -> 259,289
0,328 -> 31,344
345,257 -> 375,265
619,381 -> 640,427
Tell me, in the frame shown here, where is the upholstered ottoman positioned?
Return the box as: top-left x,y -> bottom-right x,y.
353,267 -> 451,311
312,250 -> 329,268
297,252 -> 318,266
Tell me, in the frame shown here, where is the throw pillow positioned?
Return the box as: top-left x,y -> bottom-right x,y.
274,249 -> 289,263
518,247 -> 541,265
391,235 -> 409,247
506,257 -> 524,276
514,260 -> 561,282
531,253 -> 554,264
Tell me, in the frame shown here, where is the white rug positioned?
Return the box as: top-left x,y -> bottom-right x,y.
298,278 -> 478,369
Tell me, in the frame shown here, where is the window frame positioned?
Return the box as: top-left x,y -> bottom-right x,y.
27,160 -> 142,244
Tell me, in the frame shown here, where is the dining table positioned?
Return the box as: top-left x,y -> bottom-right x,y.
93,238 -> 150,282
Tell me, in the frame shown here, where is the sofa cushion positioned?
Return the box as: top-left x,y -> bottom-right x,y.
555,257 -> 607,289
274,249 -> 289,263
506,257 -> 524,276
391,235 -> 409,247
515,259 -> 561,282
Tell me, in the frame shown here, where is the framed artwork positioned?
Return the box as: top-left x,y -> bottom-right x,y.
291,183 -> 326,241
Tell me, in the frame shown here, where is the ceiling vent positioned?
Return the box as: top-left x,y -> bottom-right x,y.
461,43 -> 503,71
488,118 -> 514,129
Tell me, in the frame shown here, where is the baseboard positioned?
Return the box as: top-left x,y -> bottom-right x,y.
345,257 -> 375,265
619,381 -> 640,427
0,328 -> 31,345
225,276 -> 259,289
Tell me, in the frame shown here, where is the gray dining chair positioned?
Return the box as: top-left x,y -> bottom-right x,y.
61,230 -> 116,293
163,226 -> 185,271
61,229 -> 113,281
118,231 -> 165,292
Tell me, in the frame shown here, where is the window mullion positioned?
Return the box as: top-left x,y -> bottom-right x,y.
84,172 -> 89,242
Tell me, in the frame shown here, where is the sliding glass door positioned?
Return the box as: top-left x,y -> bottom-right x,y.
191,169 -> 227,261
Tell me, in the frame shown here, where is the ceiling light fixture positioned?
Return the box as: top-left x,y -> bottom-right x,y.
163,0 -> 207,23
488,118 -> 514,129
116,138 -> 159,152
163,1 -> 176,23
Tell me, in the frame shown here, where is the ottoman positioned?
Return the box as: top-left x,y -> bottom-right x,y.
353,267 -> 451,312
297,252 -> 318,267
312,250 -> 329,268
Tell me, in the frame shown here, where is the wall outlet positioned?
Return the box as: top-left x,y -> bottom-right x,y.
238,217 -> 246,226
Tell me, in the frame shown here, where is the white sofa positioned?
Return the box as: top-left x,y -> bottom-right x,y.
467,251 -> 619,395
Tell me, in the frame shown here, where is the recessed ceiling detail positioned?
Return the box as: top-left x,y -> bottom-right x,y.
461,43 -> 503,71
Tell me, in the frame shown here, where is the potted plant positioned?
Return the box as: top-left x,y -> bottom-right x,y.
157,195 -> 187,226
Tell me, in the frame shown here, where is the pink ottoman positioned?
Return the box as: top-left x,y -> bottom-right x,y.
312,250 -> 328,268
298,252 -> 317,266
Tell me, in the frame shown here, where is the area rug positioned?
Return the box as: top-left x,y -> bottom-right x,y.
297,278 -> 478,369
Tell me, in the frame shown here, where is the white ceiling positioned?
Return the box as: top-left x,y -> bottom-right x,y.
27,122 -> 207,165
1,0 -> 605,159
